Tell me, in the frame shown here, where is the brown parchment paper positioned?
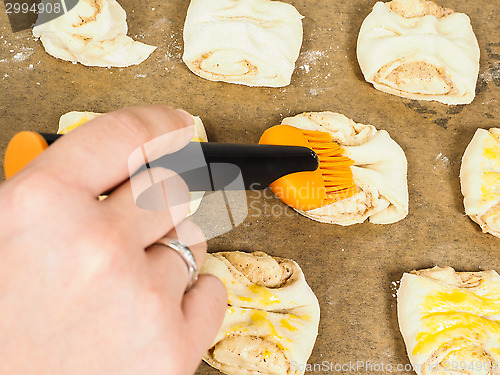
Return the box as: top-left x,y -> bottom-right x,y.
0,0 -> 499,373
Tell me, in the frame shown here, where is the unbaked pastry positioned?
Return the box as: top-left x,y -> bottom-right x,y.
460,128 -> 500,238
33,0 -> 156,67
398,266 -> 500,375
357,0 -> 480,105
278,112 -> 408,225
201,251 -> 320,375
182,0 -> 304,87
57,111 -> 208,215
58,111 -> 102,134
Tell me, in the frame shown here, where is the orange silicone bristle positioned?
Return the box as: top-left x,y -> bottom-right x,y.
4,131 -> 49,179
259,125 -> 356,210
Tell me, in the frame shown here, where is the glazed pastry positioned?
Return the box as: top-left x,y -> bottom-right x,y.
58,111 -> 102,134
278,112 -> 408,225
357,0 -> 480,105
182,0 -> 303,87
201,251 -> 320,375
33,0 -> 156,67
398,266 -> 500,374
58,111 -> 208,215
460,128 -> 500,238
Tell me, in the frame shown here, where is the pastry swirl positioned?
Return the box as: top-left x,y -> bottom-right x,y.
461,128 -> 500,239
201,251 -> 320,375
33,0 -> 156,67
182,0 -> 303,87
398,267 -> 500,375
278,112 -> 408,225
357,0 -> 479,104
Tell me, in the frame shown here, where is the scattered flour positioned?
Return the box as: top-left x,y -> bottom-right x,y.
299,64 -> 311,73
295,49 -> 339,96
164,32 -> 182,63
297,49 -> 325,72
300,49 -> 325,63
433,153 -> 450,170
11,47 -> 34,62
479,64 -> 500,83
390,280 -> 400,298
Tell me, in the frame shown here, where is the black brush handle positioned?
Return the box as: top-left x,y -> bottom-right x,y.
41,133 -> 62,145
41,134 -> 318,191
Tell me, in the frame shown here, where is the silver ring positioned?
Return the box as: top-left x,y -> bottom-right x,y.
154,239 -> 198,293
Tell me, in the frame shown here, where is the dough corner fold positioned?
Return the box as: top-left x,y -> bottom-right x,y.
182,0 -> 304,87
397,266 -> 500,375
356,0 -> 480,105
201,251 -> 320,375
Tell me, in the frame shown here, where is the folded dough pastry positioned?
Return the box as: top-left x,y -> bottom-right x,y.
57,111 -> 208,215
201,251 -> 320,375
398,266 -> 500,375
278,112 -> 408,225
357,0 -> 480,105
460,128 -> 500,239
58,111 -> 102,134
182,0 -> 304,87
33,0 -> 156,67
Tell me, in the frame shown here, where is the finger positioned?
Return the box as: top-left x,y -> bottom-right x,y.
102,167 -> 190,249
146,220 -> 207,300
165,219 -> 208,265
27,106 -> 194,197
182,274 -> 228,356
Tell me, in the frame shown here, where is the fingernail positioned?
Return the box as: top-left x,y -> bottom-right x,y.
176,109 -> 194,127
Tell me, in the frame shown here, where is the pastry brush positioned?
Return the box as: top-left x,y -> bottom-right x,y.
4,126 -> 356,210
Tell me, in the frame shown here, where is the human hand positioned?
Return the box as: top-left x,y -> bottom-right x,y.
0,106 -> 227,375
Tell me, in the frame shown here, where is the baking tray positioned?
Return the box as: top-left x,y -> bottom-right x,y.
0,0 -> 499,373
